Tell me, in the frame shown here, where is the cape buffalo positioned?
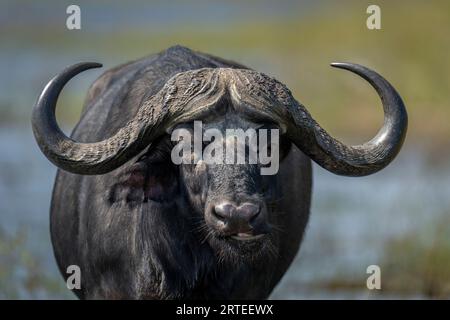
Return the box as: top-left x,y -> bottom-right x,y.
32,45 -> 407,299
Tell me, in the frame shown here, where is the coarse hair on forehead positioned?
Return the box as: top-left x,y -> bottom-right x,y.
160,67 -> 302,132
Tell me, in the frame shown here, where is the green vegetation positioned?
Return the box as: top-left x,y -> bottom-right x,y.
0,227 -> 71,299
306,214 -> 450,299
382,215 -> 450,298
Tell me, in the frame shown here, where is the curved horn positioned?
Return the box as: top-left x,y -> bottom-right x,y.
32,62 -> 170,175
287,62 -> 408,176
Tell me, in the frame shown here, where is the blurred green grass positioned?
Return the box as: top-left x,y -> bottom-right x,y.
382,214 -> 450,298
308,212 -> 450,299
0,227 -> 71,299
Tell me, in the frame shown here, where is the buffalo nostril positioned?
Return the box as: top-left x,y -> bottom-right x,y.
211,201 -> 264,235
236,203 -> 261,222
213,202 -> 236,220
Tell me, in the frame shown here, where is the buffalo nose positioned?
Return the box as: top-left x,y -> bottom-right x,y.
214,202 -> 260,221
236,203 -> 261,221
213,202 -> 236,219
212,202 -> 261,234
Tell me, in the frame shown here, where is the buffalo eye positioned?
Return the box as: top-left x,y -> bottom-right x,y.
143,163 -> 178,202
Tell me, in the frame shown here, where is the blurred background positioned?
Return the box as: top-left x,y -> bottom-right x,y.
1,0 -> 449,299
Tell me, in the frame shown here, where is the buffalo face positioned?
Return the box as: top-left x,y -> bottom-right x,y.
171,112 -> 292,259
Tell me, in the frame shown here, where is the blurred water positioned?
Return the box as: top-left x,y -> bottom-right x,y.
1,125 -> 449,299
272,148 -> 450,299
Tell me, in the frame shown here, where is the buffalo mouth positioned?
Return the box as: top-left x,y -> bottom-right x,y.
208,230 -> 277,262
207,228 -> 269,244
206,222 -> 271,244
230,232 -> 266,241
